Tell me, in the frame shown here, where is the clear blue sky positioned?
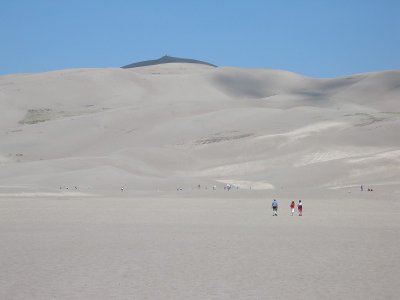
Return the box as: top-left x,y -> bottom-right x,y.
1,0 -> 399,77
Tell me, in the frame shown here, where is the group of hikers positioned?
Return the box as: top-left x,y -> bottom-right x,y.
271,199 -> 302,216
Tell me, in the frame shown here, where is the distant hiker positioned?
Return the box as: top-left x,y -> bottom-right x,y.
360,185 -> 364,191
290,201 -> 295,216
213,185 -> 216,190
226,184 -> 231,191
198,184 -> 201,190
297,200 -> 303,216
121,187 -> 124,192
272,199 -> 278,216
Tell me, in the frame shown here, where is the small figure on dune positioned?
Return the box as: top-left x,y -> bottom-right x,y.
297,200 -> 303,216
290,201 -> 295,216
272,199 -> 278,216
121,187 -> 124,192
360,185 -> 363,191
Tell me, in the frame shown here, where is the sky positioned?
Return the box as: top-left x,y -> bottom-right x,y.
1,0 -> 399,77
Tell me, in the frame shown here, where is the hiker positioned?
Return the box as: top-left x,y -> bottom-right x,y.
298,200 -> 303,216
272,199 -> 278,216
290,201 -> 295,216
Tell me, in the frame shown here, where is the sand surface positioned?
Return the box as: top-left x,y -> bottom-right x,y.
1,64 -> 399,194
1,63 -> 400,299
0,191 -> 399,300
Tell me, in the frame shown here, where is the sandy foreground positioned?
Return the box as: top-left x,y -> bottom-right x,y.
0,191 -> 399,300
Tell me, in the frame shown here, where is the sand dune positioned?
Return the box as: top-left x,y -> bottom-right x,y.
1,64 -> 399,193
1,63 -> 400,299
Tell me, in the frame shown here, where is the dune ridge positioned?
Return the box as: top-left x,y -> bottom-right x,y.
1,63 -> 399,194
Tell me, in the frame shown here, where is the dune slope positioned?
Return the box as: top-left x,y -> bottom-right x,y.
1,64 -> 399,194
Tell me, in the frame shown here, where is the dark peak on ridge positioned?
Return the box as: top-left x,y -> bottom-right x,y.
121,55 -> 217,69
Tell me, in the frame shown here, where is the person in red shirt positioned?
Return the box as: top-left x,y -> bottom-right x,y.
290,201 -> 295,216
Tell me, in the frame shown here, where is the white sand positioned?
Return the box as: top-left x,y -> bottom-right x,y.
0,192 -> 399,299
1,64 -> 399,192
1,63 -> 400,298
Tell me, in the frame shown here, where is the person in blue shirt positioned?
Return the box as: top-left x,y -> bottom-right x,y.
298,200 -> 303,216
272,199 -> 278,216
